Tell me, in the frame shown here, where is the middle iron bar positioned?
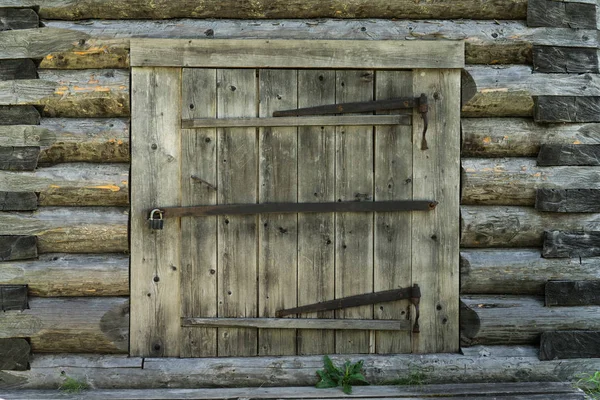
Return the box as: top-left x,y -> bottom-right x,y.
156,200 -> 437,219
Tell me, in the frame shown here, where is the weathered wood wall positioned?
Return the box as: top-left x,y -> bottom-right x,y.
0,0 -> 599,377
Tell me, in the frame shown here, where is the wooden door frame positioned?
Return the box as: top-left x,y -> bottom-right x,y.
130,39 -> 464,357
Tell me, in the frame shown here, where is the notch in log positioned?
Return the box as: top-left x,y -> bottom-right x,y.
540,331 -> 600,360
543,231 -> 600,258
0,191 -> 38,211
0,146 -> 40,171
536,189 -> 600,213
534,96 -> 600,123
533,47 -> 599,74
0,9 -> 39,31
527,0 -> 597,29
0,339 -> 30,370
546,280 -> 600,307
0,106 -> 40,125
0,235 -> 38,261
537,144 -> 600,166
0,285 -> 29,311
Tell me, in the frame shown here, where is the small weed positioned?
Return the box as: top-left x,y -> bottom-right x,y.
575,371 -> 600,399
389,368 -> 427,386
315,355 -> 370,394
59,377 -> 89,394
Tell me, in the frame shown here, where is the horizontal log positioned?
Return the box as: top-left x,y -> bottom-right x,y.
0,296 -> 129,353
0,146 -> 39,171
0,8 -> 38,30
546,281 -> 600,306
3,348 -> 600,390
540,331 -> 600,360
461,158 -> 600,206
536,189 -> 600,212
462,66 -> 600,118
460,249 -> 600,295
528,0 -> 597,29
460,206 -> 600,247
0,28 -> 89,60
0,235 -> 37,261
0,70 -> 129,118
0,106 -> 40,125
0,191 -> 38,211
0,207 -> 128,253
533,46 -> 599,73
0,60 -> 37,81
0,163 -> 129,206
0,253 -> 129,296
534,96 -> 600,122
41,19 -> 599,69
543,230 -> 600,258
0,284 -> 28,311
460,295 -> 600,346
461,118 -> 600,157
0,339 -> 29,371
2,0 -> 529,20
537,144 -> 600,166
0,383 -> 588,400
182,317 -> 411,331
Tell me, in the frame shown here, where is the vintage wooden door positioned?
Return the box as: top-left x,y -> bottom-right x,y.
130,39 -> 463,357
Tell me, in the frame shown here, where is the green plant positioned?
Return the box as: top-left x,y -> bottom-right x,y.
390,368 -> 426,386
315,355 -> 369,394
59,377 -> 89,393
575,371 -> 600,399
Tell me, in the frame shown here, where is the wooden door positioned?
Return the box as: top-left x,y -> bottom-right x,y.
130,40 -> 464,357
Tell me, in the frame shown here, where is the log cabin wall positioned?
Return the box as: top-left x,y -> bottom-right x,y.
0,0 -> 599,385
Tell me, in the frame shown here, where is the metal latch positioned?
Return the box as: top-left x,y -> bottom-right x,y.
273,93 -> 429,150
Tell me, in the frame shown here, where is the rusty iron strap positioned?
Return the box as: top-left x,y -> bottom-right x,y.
155,200 -> 437,219
276,284 -> 421,333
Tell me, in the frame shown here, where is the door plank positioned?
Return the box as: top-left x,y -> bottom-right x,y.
182,115 -> 410,128
335,70 -> 374,354
297,70 -> 336,355
258,69 -> 298,356
374,70 -> 414,354
180,68 -> 218,357
183,318 -> 410,331
217,69 -> 258,357
130,67 -> 182,357
412,69 -> 461,353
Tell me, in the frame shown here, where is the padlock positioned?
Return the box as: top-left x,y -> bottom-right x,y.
149,209 -> 164,230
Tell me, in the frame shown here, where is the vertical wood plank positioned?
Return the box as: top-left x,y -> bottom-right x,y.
258,69 -> 298,356
297,70 -> 336,355
335,70 -> 374,354
130,67 -> 181,357
412,69 -> 461,353
217,68 -> 258,357
374,70 -> 413,354
180,68 -> 218,357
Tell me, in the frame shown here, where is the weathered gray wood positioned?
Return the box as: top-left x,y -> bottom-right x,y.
543,231 -> 600,258
546,281 -> 600,306
0,163 -> 129,206
0,339 -> 29,370
0,284 -> 28,311
0,60 -> 37,80
0,253 -> 129,296
460,206 -> 600,248
461,118 -> 600,157
460,249 -> 600,295
0,8 -> 38,30
536,189 -> 600,212
18,1 -> 528,20
0,297 -> 128,353
2,350 -> 600,389
0,28 -> 88,60
42,19 -> 599,69
540,331 -> 600,360
183,115 -> 410,128
130,67 -> 181,357
0,146 -> 39,170
131,39 -> 464,69
461,158 -> 600,206
0,191 -> 37,211
183,318 -> 411,331
534,96 -> 600,123
0,235 -> 37,261
0,106 -> 40,125
296,70 -> 335,356
528,0 -> 597,29
460,295 -> 600,346
537,144 -> 600,166
0,207 -> 128,253
533,47 -> 599,74
0,383 -> 588,400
